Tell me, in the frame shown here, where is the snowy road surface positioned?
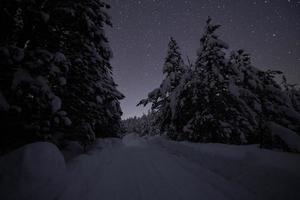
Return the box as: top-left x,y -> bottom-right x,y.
1,133 -> 300,200
59,134 -> 299,200
62,134 -> 253,200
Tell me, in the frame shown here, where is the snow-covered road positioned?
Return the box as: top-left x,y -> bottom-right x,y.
75,135 -> 253,200
59,134 -> 300,200
1,133 -> 300,200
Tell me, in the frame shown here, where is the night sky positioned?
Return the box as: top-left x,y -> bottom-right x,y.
106,0 -> 300,119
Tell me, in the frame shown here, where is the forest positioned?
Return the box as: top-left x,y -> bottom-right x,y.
1,0 -> 299,154
0,1 -> 299,200
126,18 -> 300,151
0,0 -> 124,153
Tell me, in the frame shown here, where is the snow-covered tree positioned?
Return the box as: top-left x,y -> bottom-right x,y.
138,37 -> 186,137
139,17 -> 300,151
281,75 -> 300,113
0,0 -> 71,151
0,0 -> 124,152
183,17 -> 244,143
221,49 -> 300,147
49,0 -> 124,142
122,111 -> 160,136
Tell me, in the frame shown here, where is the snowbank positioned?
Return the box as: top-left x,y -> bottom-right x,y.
0,139 -> 122,200
0,142 -> 66,200
269,122 -> 300,152
1,135 -> 299,200
58,138 -> 122,200
147,136 -> 300,200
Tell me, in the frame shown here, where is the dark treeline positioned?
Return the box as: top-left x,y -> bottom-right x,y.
138,17 -> 300,151
1,1 -> 299,154
122,111 -> 160,136
0,0 -> 124,153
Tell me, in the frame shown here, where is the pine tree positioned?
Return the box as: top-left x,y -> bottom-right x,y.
180,19 -> 258,144
281,75 -> 300,113
228,50 -> 300,146
138,37 -> 186,138
0,0 -> 124,152
258,70 -> 300,134
39,0 -> 124,143
0,0 -> 71,151
185,17 -> 235,142
137,17 -> 299,150
122,111 -> 160,136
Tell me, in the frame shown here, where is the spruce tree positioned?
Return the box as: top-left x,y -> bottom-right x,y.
0,0 -> 124,152
0,0 -> 71,151
180,19 -> 258,143
282,75 -> 300,113
38,0 -> 124,143
185,17 -> 235,142
138,37 -> 186,138
228,50 -> 300,145
137,17 -> 299,150
122,111 -> 160,136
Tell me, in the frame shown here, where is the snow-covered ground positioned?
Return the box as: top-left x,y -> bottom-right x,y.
1,133 -> 300,200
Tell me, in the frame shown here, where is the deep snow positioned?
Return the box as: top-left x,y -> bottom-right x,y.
1,133 -> 300,200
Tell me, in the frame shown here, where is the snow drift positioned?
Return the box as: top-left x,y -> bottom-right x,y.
0,134 -> 299,200
0,142 -> 66,200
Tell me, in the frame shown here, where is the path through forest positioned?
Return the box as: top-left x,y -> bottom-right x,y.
1,134 -> 299,200
60,134 -> 297,200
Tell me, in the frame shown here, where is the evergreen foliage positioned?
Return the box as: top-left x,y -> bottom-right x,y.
0,0 -> 123,152
122,111 -> 160,136
138,37 -> 187,138
138,17 -> 300,150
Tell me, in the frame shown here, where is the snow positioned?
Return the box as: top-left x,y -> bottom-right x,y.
96,95 -> 103,104
62,116 -> 72,126
228,79 -> 240,96
269,122 -> 300,151
59,77 -> 67,86
51,96 -> 62,113
50,65 -> 61,74
61,141 -> 84,161
1,134 -> 299,200
148,136 -> 300,200
54,52 -> 66,63
0,142 -> 66,200
122,133 -> 146,147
